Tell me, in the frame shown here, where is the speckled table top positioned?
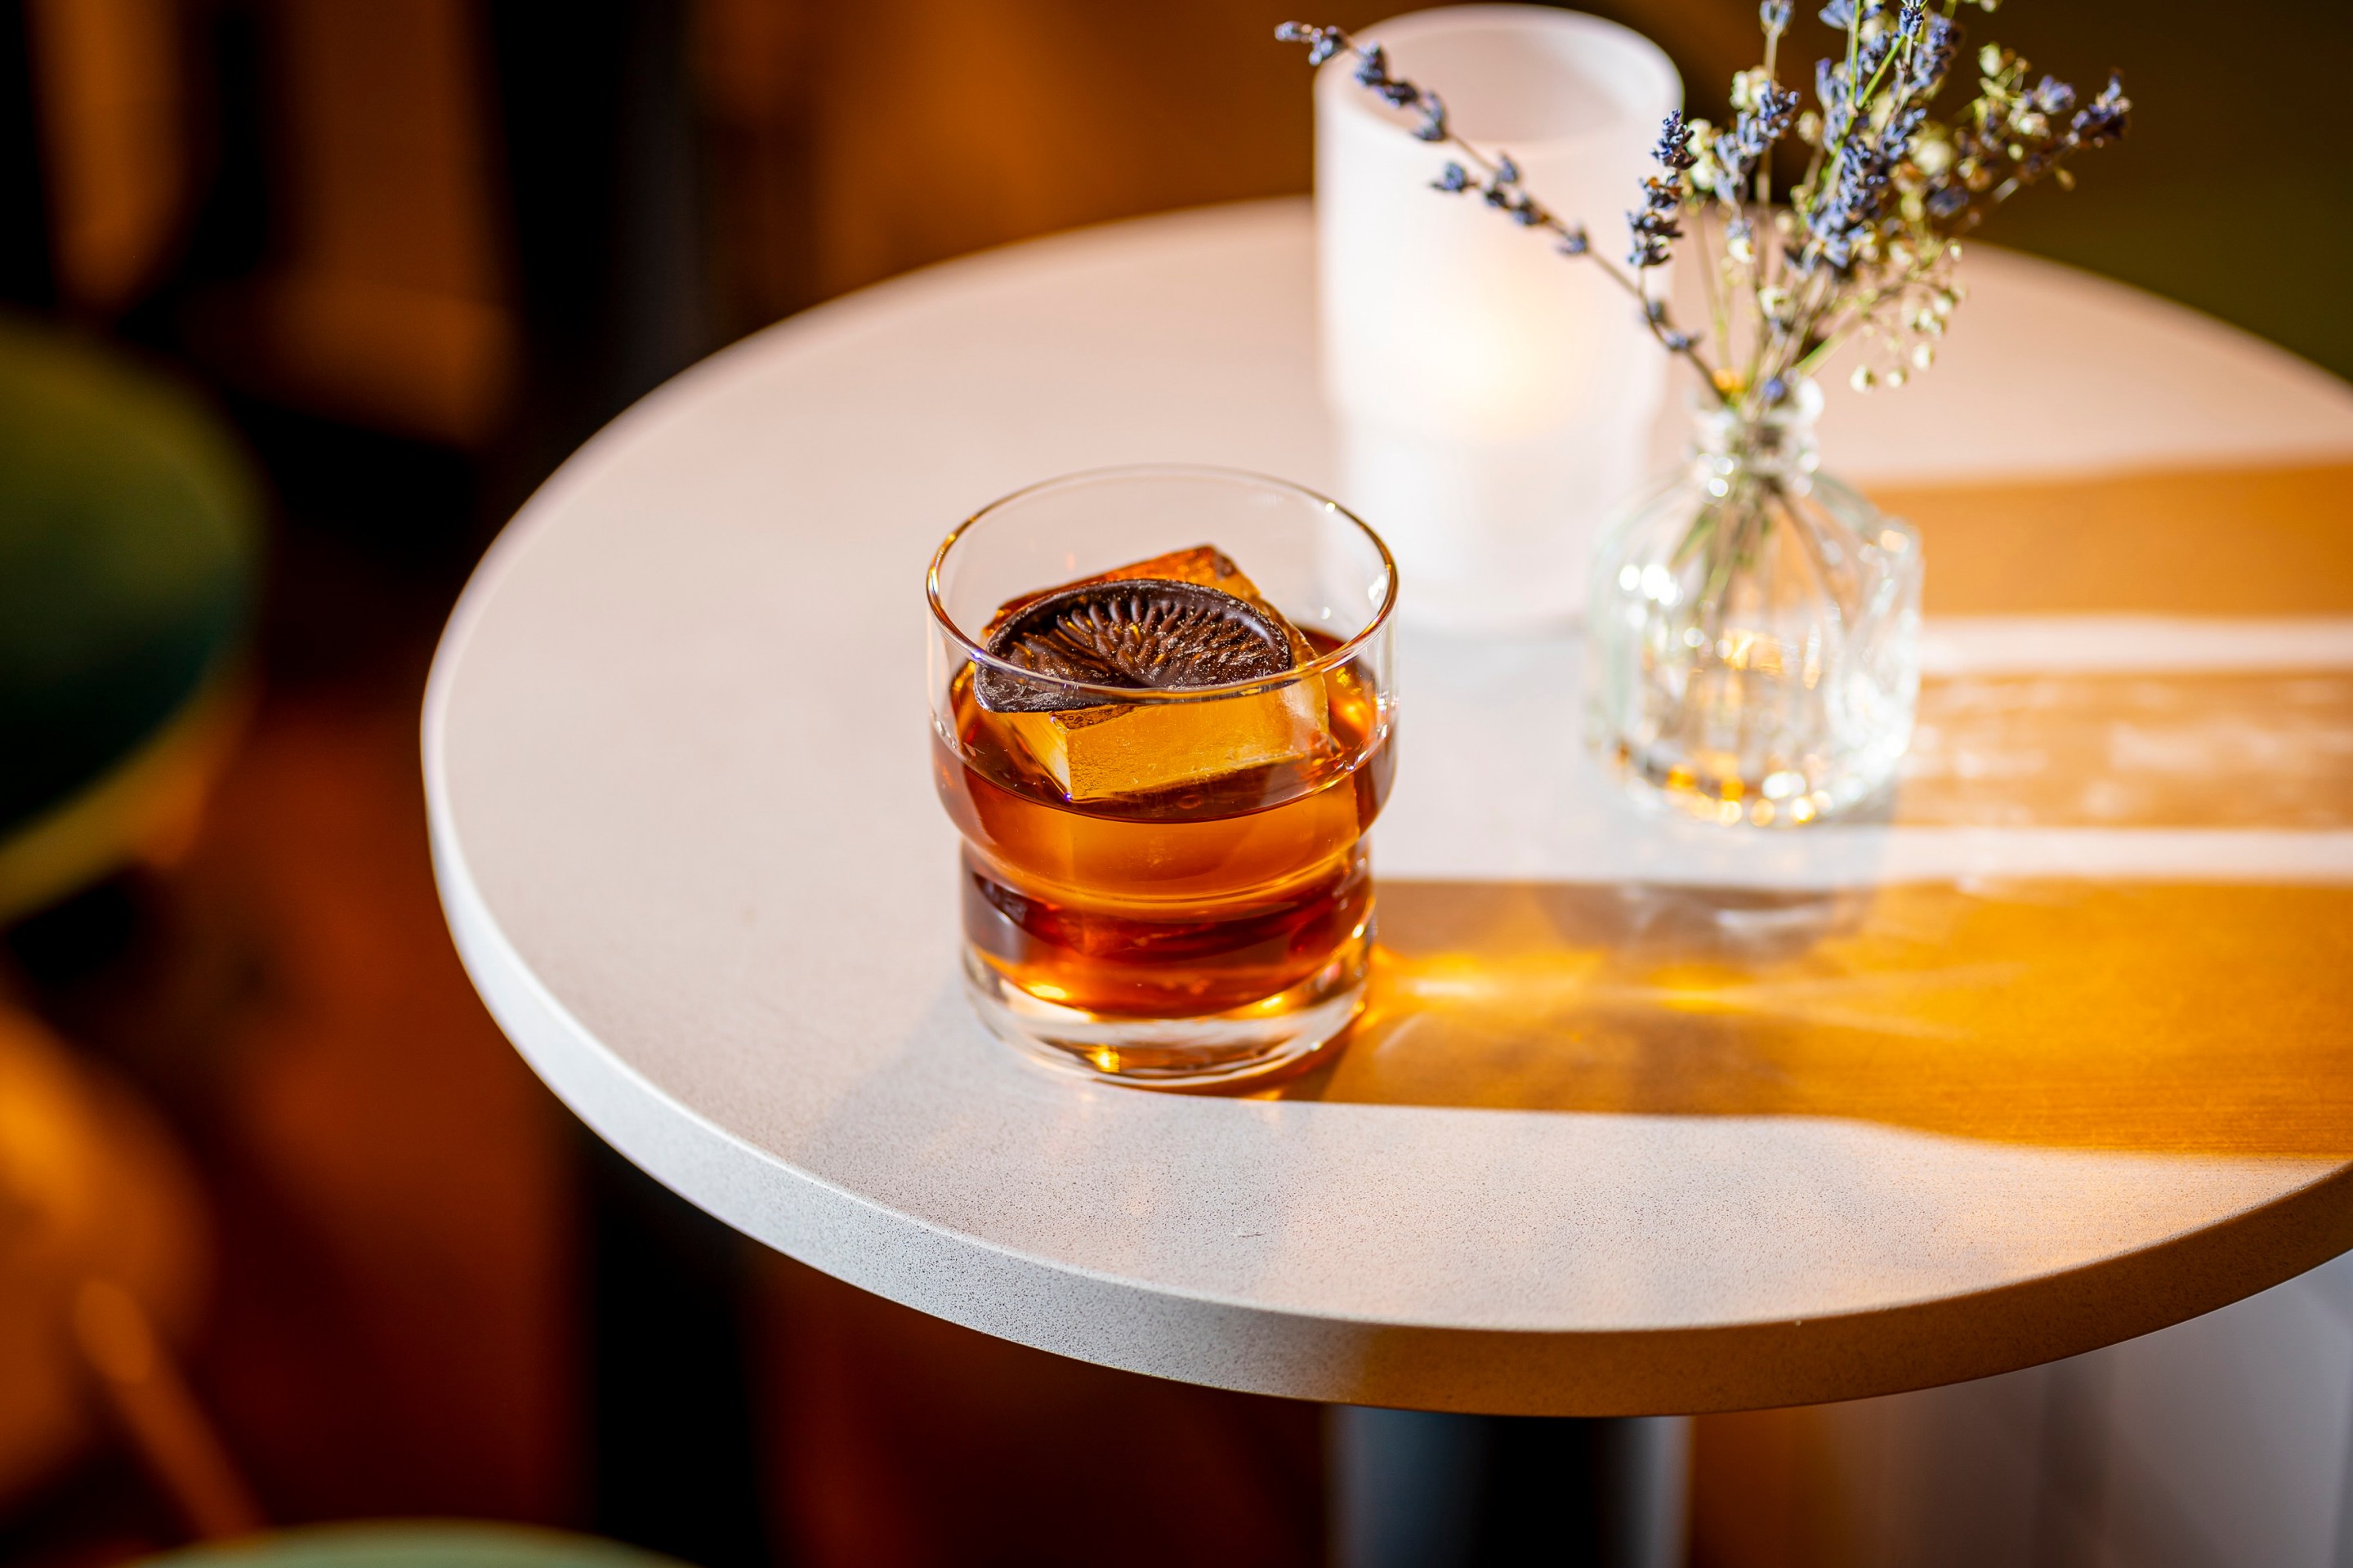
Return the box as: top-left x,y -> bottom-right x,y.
426,201 -> 2353,1414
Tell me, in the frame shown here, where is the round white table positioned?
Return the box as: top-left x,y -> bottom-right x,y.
425,199 -> 2353,1418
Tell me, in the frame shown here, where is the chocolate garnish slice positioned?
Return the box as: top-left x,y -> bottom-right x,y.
976,579 -> 1297,713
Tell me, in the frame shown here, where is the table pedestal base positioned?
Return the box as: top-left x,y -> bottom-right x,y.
1327,1408 -> 1690,1568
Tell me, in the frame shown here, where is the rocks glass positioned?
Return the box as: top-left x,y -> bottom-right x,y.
927,465 -> 1399,1088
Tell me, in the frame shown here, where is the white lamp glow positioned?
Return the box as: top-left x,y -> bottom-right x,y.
1316,6 -> 1681,632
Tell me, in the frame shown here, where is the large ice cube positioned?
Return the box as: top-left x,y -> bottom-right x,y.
993,545 -> 1333,800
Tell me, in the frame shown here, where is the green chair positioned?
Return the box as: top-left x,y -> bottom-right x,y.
136,1523 -> 696,1568
0,312 -> 261,921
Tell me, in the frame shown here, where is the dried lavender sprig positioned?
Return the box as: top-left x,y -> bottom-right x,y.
1732,0 -> 1973,394
1276,21 -> 1724,395
1629,111 -> 1699,274
1284,4 -> 2130,420
1715,80 -> 1799,203
1792,0 -> 1945,277
1756,0 -> 1792,203
1902,9 -> 1963,100
1924,61 -> 2131,239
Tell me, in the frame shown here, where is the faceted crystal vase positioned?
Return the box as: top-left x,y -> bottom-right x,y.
1586,381 -> 1922,826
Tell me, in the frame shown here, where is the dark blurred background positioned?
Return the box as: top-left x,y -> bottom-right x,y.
0,2 -> 2343,1565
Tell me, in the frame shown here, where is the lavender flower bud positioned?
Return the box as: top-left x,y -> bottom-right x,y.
1801,132 -> 1893,273
1902,13 -> 1962,98
1761,0 -> 1793,31
1720,82 -> 1797,191
1815,57 -> 1854,146
1627,177 -> 1683,267
2069,72 -> 2129,145
1881,102 -> 1926,163
1431,162 -> 1471,194
2029,75 -> 2077,116
1652,111 -> 1699,172
1854,27 -> 1895,81
1623,115 -> 1696,268
1346,39 -> 1426,108
1273,21 -> 1344,67
1413,91 -> 1448,141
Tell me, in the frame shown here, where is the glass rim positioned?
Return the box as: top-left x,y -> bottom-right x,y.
926,462 -> 1399,707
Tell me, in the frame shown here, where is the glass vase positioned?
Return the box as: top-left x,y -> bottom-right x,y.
1585,380 -> 1922,826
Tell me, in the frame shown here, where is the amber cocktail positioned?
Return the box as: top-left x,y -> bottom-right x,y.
927,467 -> 1398,1088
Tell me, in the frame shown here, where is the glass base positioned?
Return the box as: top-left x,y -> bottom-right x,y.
1602,738 -> 1901,828
961,941 -> 1368,1091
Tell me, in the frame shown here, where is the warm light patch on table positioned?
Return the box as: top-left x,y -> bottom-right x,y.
1877,462 -> 2353,616
1289,878 -> 2353,1157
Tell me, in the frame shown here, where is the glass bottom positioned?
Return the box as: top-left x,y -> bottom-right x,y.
1600,737 -> 1903,828
961,936 -> 1368,1090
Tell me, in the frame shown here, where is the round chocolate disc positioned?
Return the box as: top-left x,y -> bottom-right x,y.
975,578 -> 1297,713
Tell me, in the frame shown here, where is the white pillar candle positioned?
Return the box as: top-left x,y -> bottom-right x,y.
1316,6 -> 1681,633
